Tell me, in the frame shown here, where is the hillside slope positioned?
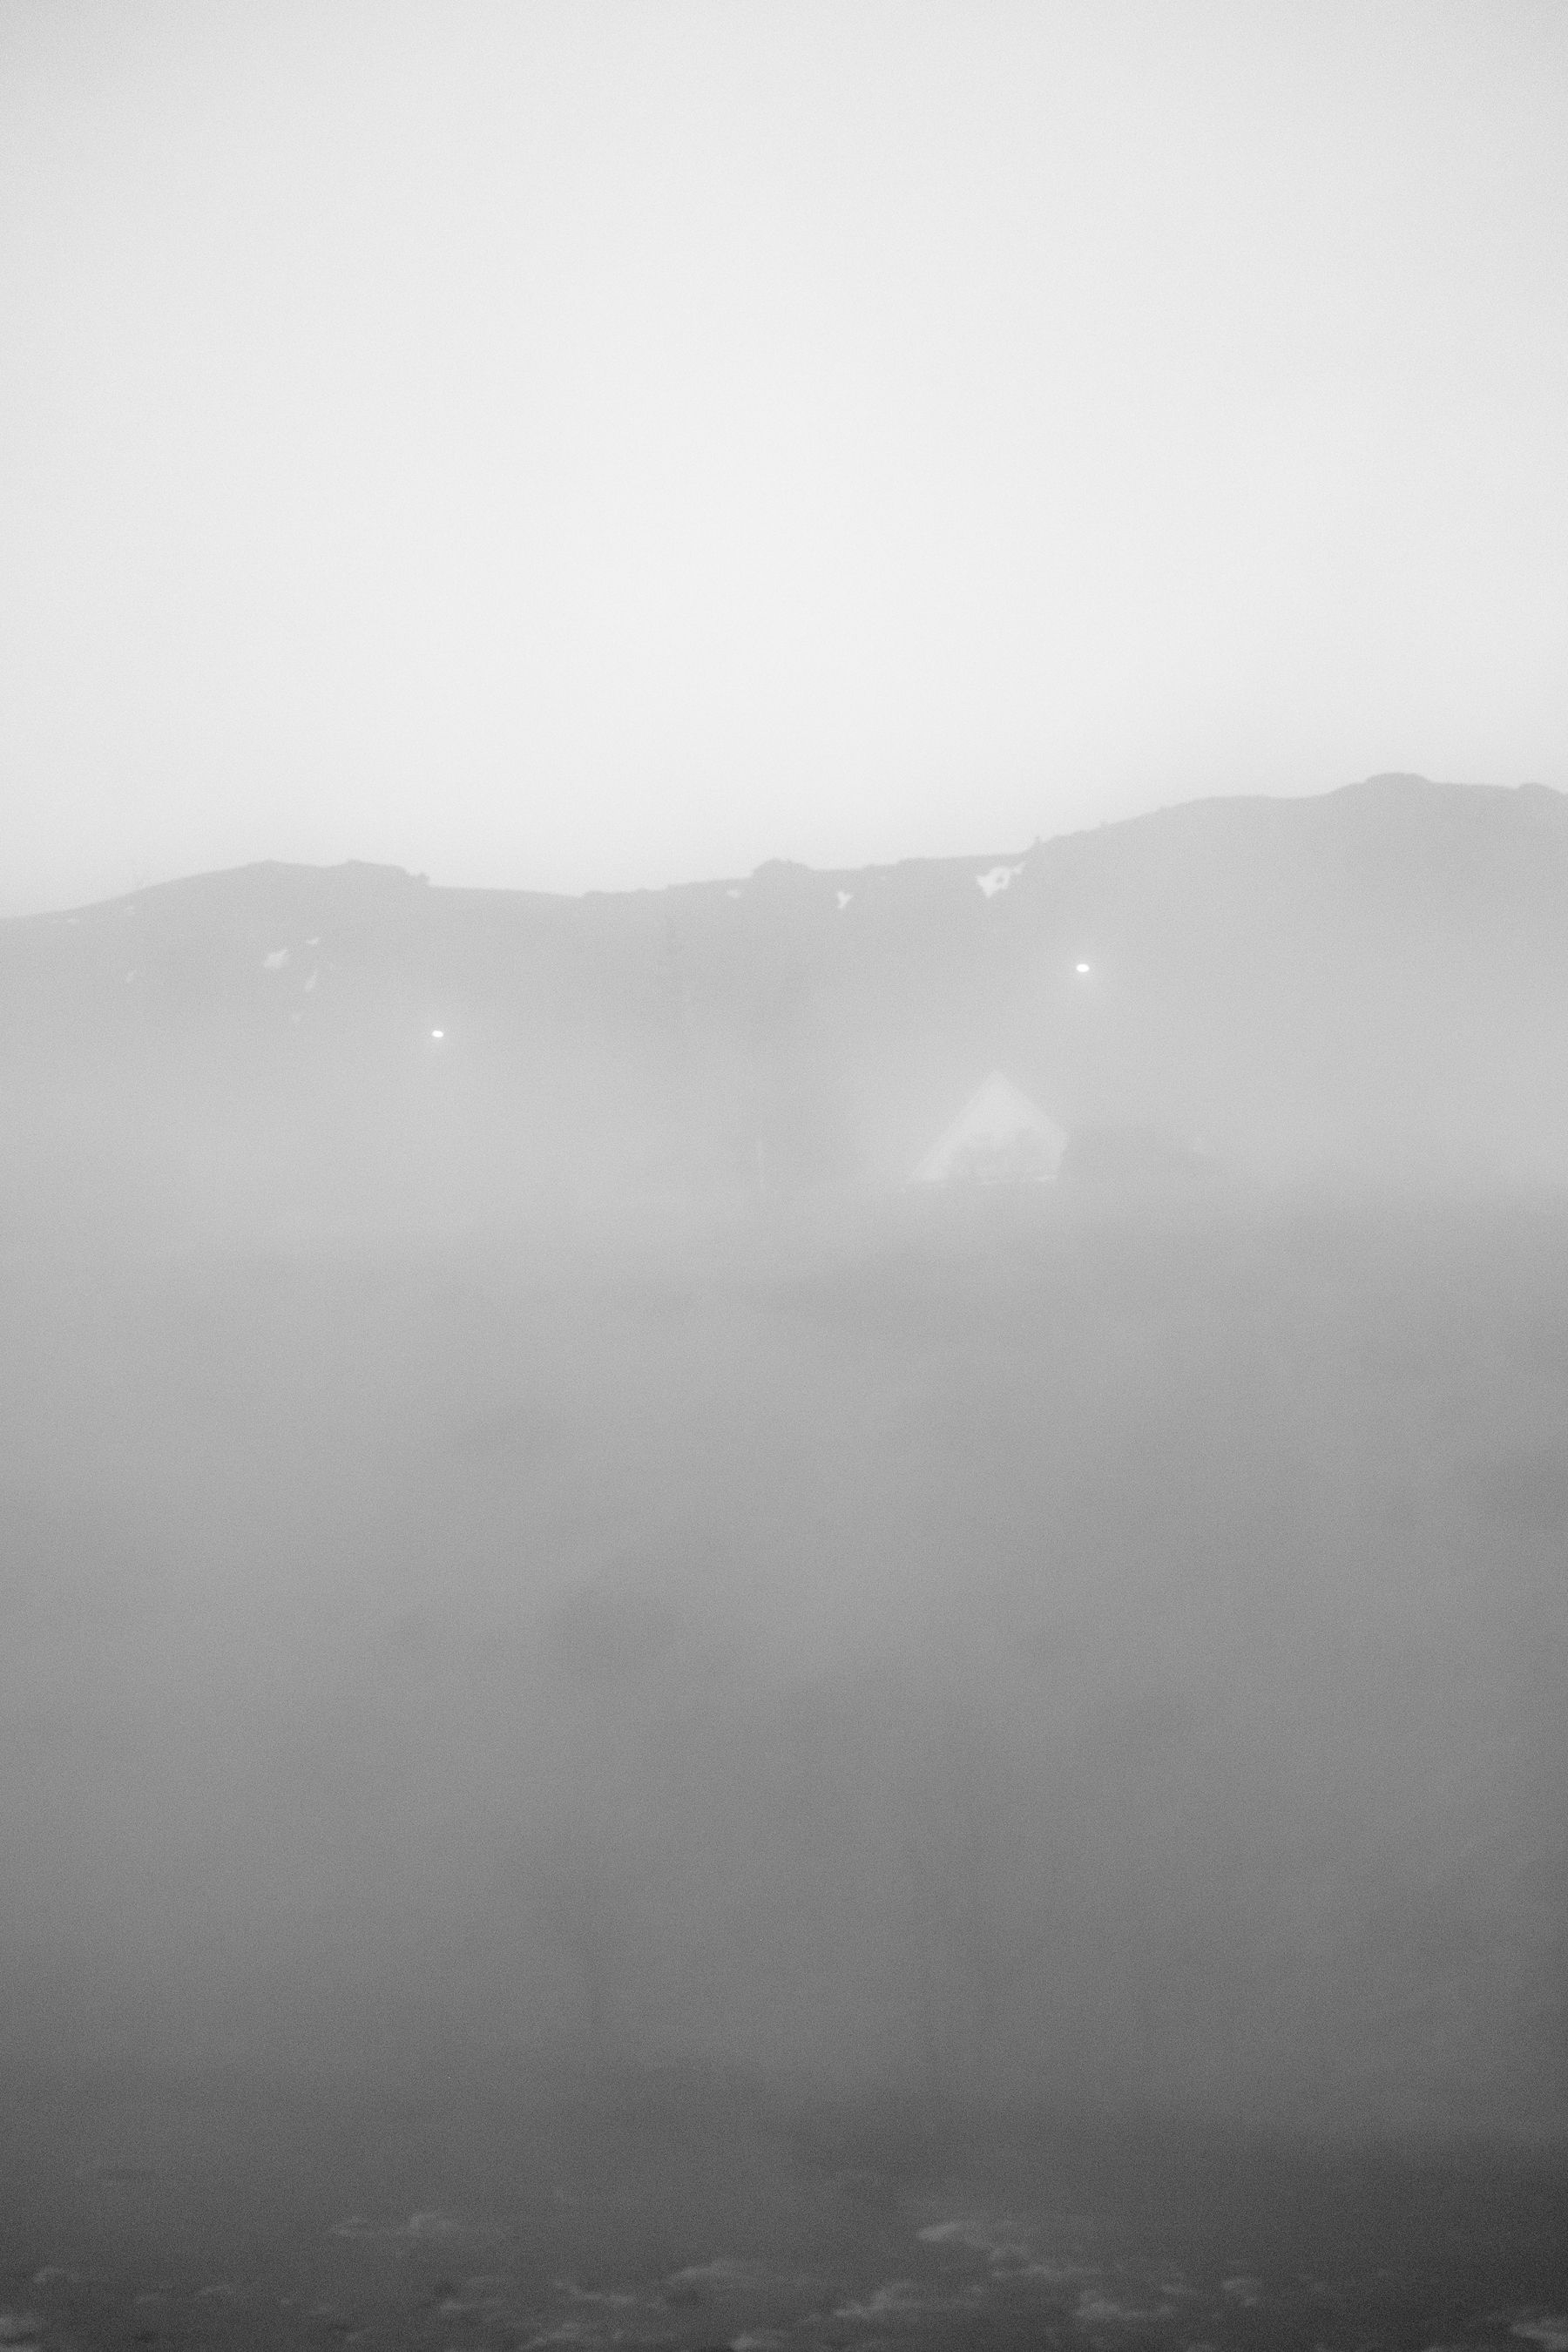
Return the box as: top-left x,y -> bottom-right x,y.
3,774 -> 1565,1231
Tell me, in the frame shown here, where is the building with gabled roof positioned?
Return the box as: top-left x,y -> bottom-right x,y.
909,1071 -> 1067,1186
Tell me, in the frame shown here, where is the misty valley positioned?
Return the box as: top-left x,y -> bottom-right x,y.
3,780 -> 1568,2345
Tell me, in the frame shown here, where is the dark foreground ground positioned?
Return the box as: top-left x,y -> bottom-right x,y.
3,2063 -> 1565,2352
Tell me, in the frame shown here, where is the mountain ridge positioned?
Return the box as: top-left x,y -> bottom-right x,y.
15,771 -> 1565,927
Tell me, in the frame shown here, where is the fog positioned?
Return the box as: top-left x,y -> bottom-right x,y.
5,814 -> 1568,2336
4,794 -> 1568,2175
6,1 -> 1567,2328
5,1176 -> 1565,2134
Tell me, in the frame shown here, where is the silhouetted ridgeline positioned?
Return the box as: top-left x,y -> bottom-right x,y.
3,774 -> 1566,1233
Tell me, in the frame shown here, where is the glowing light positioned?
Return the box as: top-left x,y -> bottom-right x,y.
430,1028 -> 445,1040
1075,962 -> 1091,975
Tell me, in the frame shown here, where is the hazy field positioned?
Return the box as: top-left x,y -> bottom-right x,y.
4,1185 -> 1565,2113
3,1184 -> 1566,2340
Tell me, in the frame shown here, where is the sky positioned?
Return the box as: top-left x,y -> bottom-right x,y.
3,0 -> 1565,914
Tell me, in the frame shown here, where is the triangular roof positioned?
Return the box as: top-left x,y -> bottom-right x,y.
909,1072 -> 1067,1186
